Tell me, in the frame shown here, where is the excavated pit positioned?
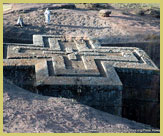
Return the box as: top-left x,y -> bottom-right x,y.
3,66 -> 36,92
3,35 -> 160,128
3,65 -> 160,128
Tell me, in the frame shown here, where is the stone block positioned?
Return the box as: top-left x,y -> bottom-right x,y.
3,35 -> 159,118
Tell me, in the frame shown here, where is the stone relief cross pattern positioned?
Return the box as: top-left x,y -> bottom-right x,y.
4,35 -> 158,91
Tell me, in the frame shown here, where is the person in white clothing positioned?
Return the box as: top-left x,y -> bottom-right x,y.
44,8 -> 51,24
16,16 -> 24,27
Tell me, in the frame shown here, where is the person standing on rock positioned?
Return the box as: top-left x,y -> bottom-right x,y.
44,8 -> 51,24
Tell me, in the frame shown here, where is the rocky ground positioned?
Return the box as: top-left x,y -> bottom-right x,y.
3,78 -> 159,133
3,3 -> 160,43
